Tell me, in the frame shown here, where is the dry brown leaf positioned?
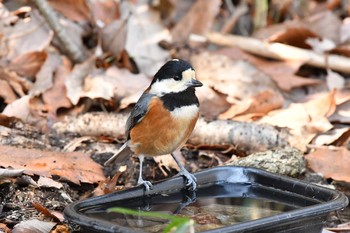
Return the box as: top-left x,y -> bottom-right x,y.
125,1 -> 170,76
2,9 -> 53,60
268,27 -> 319,49
313,127 -> 350,146
218,47 -> 322,91
330,100 -> 350,123
0,145 -> 105,184
9,51 -> 47,78
253,19 -> 306,41
32,202 -> 63,222
0,79 -> 17,104
13,219 -> 56,233
101,18 -> 128,57
307,10 -> 342,44
260,91 -> 336,142
48,0 -> 91,22
195,85 -> 231,120
93,172 -> 121,196
65,57 -> 95,105
106,66 -> 150,102
0,223 -> 11,233
37,176 -> 63,189
30,52 -> 62,96
171,0 -> 221,42
341,17 -> 350,43
220,90 -> 284,120
0,67 -> 32,97
91,0 -> 120,25
191,51 -> 283,104
305,147 -> 350,182
42,56 -> 72,115
326,69 -> 345,90
2,95 -> 31,120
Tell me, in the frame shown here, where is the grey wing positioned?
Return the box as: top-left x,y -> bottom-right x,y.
125,92 -> 154,138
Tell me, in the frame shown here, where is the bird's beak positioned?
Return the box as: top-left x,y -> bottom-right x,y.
188,79 -> 203,88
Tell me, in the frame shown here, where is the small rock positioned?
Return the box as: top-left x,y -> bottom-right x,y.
226,147 -> 306,177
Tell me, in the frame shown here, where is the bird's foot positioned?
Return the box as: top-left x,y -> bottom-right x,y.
137,178 -> 153,192
177,169 -> 197,191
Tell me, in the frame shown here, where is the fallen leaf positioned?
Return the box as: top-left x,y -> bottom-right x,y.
191,52 -> 283,104
219,90 -> 284,120
101,17 -> 128,57
0,145 -> 105,184
65,57 -> 148,106
306,37 -> 336,53
307,10 -> 342,44
0,67 -> 32,97
12,219 -> 56,233
171,0 -> 221,42
93,172 -> 121,196
330,100 -> 350,123
64,57 -> 95,105
313,127 -> 350,146
0,168 -> 24,177
125,1 -> 170,76
29,52 -> 62,96
306,147 -> 350,182
217,47 -> 322,91
268,27 -> 319,49
32,202 -> 63,222
2,95 -> 31,120
340,17 -> 350,43
326,69 -> 345,90
42,56 -> 72,115
91,0 -> 120,26
0,223 -> 11,233
196,85 -> 231,120
48,0 -> 92,22
2,9 -> 53,60
37,176 -> 63,189
0,79 -> 17,104
9,51 -> 47,79
260,91 -> 336,142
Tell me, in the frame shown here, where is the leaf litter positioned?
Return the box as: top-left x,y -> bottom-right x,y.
1,0 -> 350,231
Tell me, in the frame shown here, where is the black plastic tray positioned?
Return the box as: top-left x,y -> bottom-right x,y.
64,166 -> 348,233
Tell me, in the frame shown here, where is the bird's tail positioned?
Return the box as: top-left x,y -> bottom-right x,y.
104,142 -> 132,166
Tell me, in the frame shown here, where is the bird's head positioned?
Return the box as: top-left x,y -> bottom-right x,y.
149,59 -> 203,96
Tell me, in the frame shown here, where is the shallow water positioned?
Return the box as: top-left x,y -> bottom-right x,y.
80,183 -> 313,232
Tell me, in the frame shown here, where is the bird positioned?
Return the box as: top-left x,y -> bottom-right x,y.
104,59 -> 202,191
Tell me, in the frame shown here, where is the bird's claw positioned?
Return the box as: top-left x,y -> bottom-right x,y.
137,179 -> 153,192
180,170 -> 197,191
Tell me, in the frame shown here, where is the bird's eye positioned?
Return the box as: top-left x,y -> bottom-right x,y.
174,75 -> 181,81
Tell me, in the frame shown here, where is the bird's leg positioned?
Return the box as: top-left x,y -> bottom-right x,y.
137,155 -> 152,191
171,153 -> 197,190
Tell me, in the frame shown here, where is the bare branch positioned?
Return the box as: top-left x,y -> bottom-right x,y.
206,32 -> 350,74
31,0 -> 87,63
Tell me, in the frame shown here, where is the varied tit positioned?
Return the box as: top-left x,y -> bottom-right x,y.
105,59 -> 203,191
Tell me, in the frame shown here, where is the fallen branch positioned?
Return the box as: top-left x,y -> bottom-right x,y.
31,0 -> 87,63
53,112 -> 304,154
206,32 -> 350,73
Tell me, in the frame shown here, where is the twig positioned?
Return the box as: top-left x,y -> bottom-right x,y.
31,0 -> 87,63
206,32 -> 350,73
220,4 -> 249,34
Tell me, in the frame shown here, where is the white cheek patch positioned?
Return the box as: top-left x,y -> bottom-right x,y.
149,79 -> 187,95
171,105 -> 199,119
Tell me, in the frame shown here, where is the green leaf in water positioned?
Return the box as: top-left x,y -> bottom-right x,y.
108,207 -> 194,233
